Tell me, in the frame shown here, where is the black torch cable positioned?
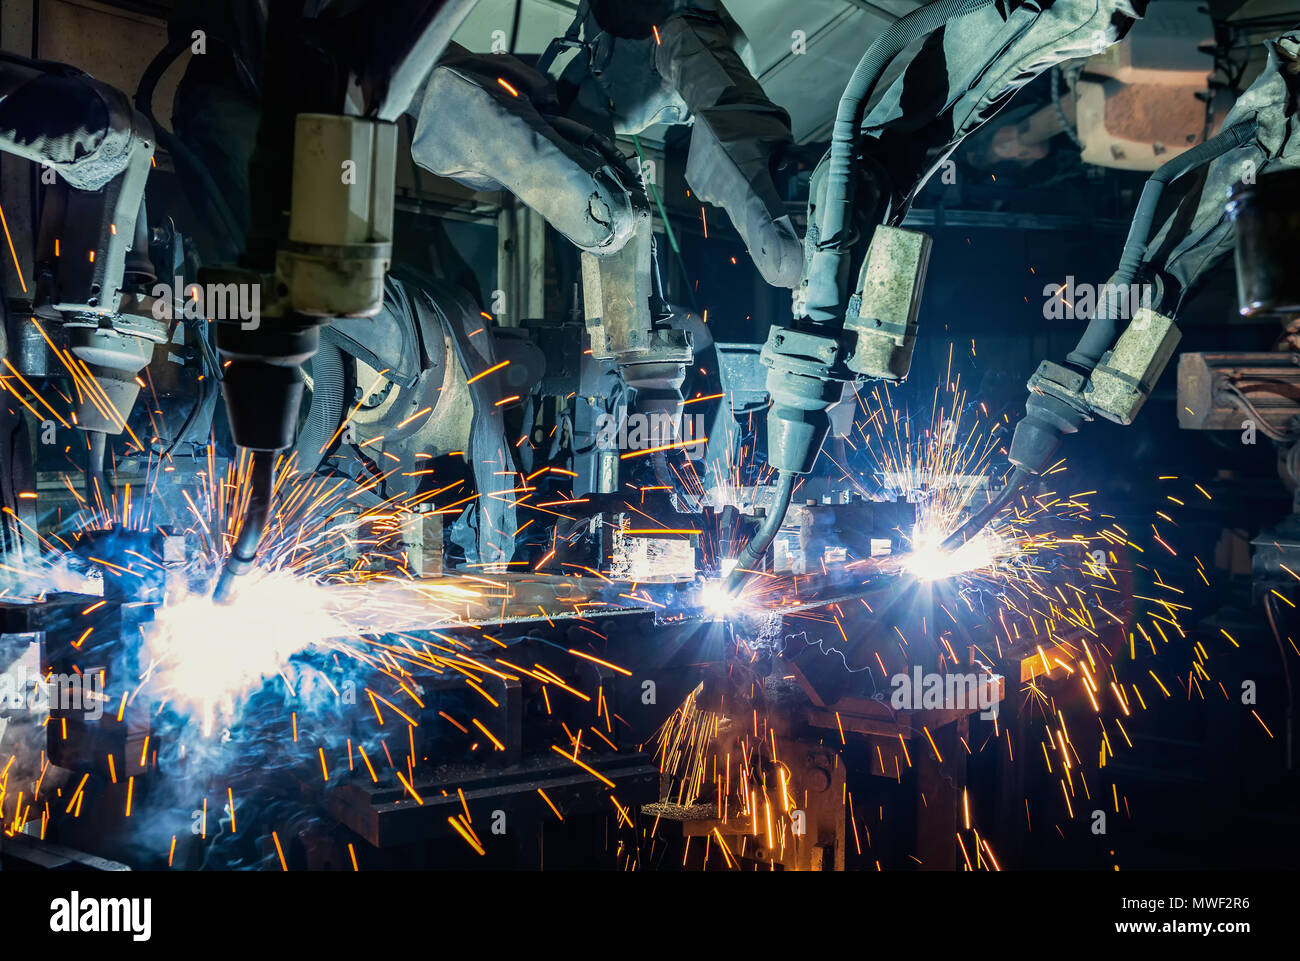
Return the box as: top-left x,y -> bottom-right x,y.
212,449 -> 275,604
940,467 -> 1029,554
1067,118 -> 1258,371
723,470 -> 796,594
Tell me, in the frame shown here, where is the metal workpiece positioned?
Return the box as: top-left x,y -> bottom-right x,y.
1,528 -> 186,779
845,225 -> 932,382
0,592 -> 144,781
1085,308 -> 1181,426
784,496 -> 916,575
319,599 -> 725,855
332,752 -> 660,852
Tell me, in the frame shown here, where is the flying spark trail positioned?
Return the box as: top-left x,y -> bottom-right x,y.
0,327 -> 1251,870
640,348 -> 1241,869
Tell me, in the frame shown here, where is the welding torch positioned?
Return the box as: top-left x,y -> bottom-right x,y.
209,3 -> 396,604
939,118 -> 1260,553
727,5 -> 1258,584
212,450 -> 275,602
723,0 -> 998,595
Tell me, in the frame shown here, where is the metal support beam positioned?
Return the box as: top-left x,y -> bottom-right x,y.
497,198 -> 546,326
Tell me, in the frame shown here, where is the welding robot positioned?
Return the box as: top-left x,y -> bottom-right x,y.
136,0 -> 808,597
8,0 -> 1299,603
0,51 -> 160,531
708,0 -> 1300,591
172,0 -> 1107,595
160,0 -> 1300,596
0,1 -> 468,569
936,24 -> 1300,558
3,0 -> 1300,874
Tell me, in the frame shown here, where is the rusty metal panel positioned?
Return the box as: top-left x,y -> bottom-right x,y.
1177,351 -> 1300,433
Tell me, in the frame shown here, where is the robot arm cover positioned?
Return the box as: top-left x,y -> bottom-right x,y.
410,43 -> 644,255
852,0 -> 1149,221
0,52 -> 150,192
1144,34 -> 1300,306
653,4 -> 803,288
0,53 -> 153,318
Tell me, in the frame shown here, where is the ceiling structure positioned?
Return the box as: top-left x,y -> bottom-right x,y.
452,0 -> 921,142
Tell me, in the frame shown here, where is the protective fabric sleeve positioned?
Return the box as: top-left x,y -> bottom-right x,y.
1145,34 -> 1300,306
411,43 -> 644,254
655,8 -> 803,288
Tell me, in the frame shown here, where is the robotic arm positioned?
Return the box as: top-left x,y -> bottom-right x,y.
0,52 -> 160,499
947,30 -> 1300,550
409,2 -> 798,499
651,2 -> 803,288
208,0 -> 476,601
412,0 -> 803,285
727,0 -> 1152,590
410,42 -> 647,255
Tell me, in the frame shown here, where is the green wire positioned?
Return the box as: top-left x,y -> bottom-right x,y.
631,133 -> 698,310
631,133 -> 682,257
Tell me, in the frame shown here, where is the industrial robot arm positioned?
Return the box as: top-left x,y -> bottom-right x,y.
650,1 -> 803,288
409,4 -> 799,499
727,0 -> 1152,591
409,42 -> 647,255
0,52 -> 160,500
948,30 -> 1300,550
210,0 -> 475,602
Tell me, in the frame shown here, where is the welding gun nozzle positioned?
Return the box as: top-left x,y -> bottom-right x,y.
211,556 -> 255,605
211,448 -> 278,605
